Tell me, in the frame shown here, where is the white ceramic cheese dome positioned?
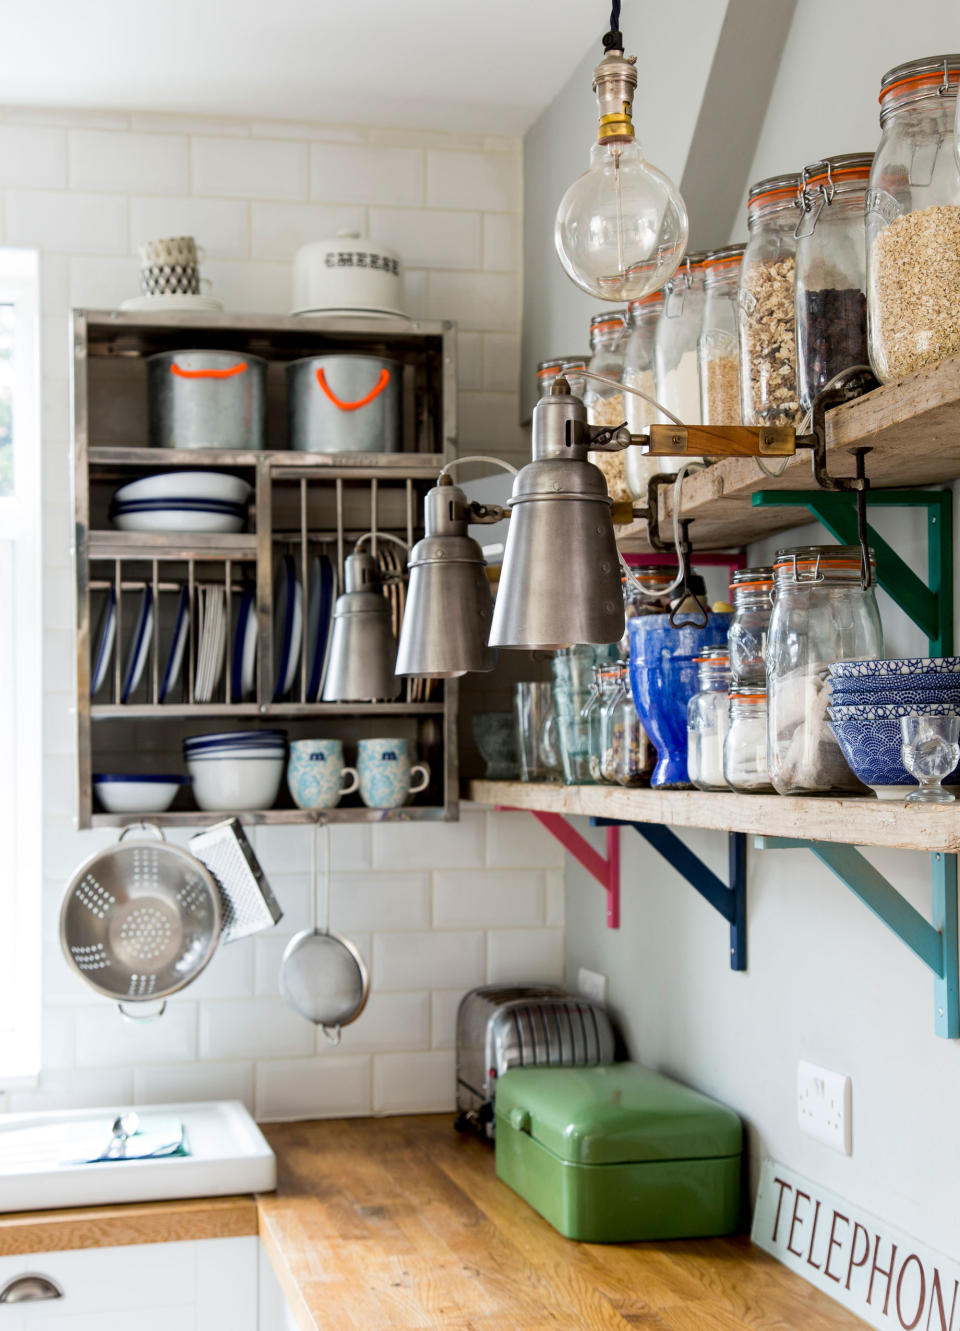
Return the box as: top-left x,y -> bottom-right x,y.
291,229 -> 407,318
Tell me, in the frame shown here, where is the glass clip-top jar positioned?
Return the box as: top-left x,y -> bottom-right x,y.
724,688 -> 774,793
739,173 -> 803,428
728,566 -> 774,687
600,662 -> 652,787
699,244 -> 745,426
766,545 -> 883,795
687,646 -> 732,792
623,290 -> 664,500
585,310 -> 630,502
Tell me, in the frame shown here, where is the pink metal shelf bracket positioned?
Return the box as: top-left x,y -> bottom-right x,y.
498,807 -> 620,928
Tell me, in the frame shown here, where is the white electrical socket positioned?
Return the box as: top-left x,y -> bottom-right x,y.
797,1060 -> 852,1155
577,966 -> 609,1006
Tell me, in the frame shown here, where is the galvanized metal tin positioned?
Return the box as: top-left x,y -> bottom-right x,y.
287,354 -> 402,454
147,349 -> 267,450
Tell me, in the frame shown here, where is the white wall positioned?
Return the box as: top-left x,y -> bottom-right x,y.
564,0 -> 960,1264
0,103 -> 564,1121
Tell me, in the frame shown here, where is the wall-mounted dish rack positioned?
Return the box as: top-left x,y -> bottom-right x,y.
72,310 -> 458,828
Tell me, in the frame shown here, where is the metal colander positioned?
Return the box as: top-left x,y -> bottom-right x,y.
60,826 -> 222,1015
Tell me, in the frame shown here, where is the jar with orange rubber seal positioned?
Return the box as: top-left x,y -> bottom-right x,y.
584,310 -> 630,501
727,566 -> 774,687
723,689 -> 774,793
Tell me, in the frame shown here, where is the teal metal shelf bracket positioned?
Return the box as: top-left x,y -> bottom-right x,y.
756,837 -> 959,1038
751,488 -> 953,655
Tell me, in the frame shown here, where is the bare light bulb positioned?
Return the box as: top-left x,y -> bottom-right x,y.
555,48 -> 688,302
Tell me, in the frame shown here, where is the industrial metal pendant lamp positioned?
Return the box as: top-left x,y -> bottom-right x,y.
322,536 -> 402,702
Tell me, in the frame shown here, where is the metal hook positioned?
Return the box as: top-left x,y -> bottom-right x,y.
668,520 -> 709,629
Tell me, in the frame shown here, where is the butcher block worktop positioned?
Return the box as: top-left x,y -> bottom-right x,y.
0,1115 -> 867,1330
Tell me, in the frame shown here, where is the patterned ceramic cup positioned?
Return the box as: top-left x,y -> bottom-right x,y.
139,236 -> 204,295
287,739 -> 359,810
356,738 -> 430,809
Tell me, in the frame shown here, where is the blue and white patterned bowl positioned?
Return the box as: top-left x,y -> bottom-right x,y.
829,701 -> 960,721
830,715 -> 960,798
829,678 -> 960,706
829,657 -> 960,678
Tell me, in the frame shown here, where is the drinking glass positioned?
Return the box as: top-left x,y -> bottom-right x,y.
514,682 -> 560,782
900,714 -> 960,804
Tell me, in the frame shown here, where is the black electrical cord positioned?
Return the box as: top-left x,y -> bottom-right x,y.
602,0 -> 623,52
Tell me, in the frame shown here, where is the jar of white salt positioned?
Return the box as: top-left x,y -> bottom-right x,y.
687,646 -> 732,792
766,545 -> 883,796
622,289 -> 664,501
654,252 -> 708,472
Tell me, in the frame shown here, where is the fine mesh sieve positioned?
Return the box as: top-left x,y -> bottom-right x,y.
60,825 -> 222,1018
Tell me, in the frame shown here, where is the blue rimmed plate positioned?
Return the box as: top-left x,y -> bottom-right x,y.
90,587 -> 116,697
273,555 -> 302,700
231,587 -> 258,701
306,554 -> 334,702
120,586 -> 154,703
159,585 -> 189,703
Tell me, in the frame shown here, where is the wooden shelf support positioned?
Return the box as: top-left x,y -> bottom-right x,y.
596,820 -> 747,970
756,837 -> 959,1038
751,489 -> 954,655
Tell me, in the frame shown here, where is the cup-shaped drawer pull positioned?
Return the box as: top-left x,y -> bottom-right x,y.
508,1107 -> 532,1134
0,1274 -> 64,1303
170,361 -> 248,380
315,366 -> 390,411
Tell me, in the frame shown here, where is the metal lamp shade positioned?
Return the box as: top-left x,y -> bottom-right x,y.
321,552 -> 401,701
489,391 -> 625,650
396,482 -> 497,677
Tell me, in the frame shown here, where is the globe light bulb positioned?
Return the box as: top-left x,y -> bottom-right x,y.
555,48 -> 688,302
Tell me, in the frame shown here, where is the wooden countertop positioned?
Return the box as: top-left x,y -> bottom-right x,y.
0,1115 -> 867,1330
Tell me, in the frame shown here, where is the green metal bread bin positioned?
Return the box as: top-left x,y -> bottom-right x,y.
494,1063 -> 742,1242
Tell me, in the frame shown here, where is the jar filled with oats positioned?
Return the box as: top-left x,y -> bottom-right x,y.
866,56 -> 960,382
738,173 -> 803,428
795,154 -> 873,410
584,311 -> 630,502
698,245 -> 745,425
623,290 -> 664,500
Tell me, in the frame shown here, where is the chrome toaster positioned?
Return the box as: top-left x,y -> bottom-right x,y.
454,983 -> 616,1138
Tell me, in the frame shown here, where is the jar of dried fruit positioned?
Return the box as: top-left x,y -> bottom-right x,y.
738,173 -> 803,428
794,154 -> 873,411
866,56 -> 960,382
584,311 -> 630,502
623,290 -> 664,500
698,245 -> 745,425
600,662 -> 652,787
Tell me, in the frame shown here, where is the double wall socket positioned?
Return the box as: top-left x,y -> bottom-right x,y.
577,967 -> 609,1006
797,1060 -> 852,1155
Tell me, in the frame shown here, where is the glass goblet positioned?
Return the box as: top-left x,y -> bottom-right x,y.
900,713 -> 960,804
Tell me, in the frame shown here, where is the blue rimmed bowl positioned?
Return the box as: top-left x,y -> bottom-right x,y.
829,656 -> 960,679
829,700 -> 960,721
828,715 -> 960,799
829,676 -> 960,707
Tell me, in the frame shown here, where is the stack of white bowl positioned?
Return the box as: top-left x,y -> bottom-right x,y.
184,730 -> 286,811
110,471 -> 252,533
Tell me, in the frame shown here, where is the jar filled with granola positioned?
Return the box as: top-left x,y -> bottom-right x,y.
600,662 -> 651,787
686,646 -> 732,791
739,173 -> 803,427
623,290 -> 664,500
699,245 -> 745,425
584,311 -> 630,502
723,689 -> 774,793
795,154 -> 873,411
866,56 -> 960,382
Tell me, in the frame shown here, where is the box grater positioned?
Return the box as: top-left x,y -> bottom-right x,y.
189,818 -> 283,943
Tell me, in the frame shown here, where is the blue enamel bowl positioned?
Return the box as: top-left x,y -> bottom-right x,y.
829,716 -> 960,799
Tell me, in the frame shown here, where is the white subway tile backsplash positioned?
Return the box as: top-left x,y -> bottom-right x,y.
457,392 -> 528,459
69,254 -> 141,308
186,937 -> 254,1000
330,872 -> 431,932
42,1006 -> 75,1069
483,334 -> 521,393
255,1054 -> 371,1120
545,869 -> 566,927
427,270 -> 518,332
7,1066 -> 133,1113
134,1060 -> 255,1111
426,151 -> 520,212
329,824 -> 372,871
130,111 -> 250,136
264,872 -> 313,936
200,997 -> 314,1061
75,1003 -> 197,1067
372,812 -> 485,870
254,932 -> 292,997
402,268 -> 427,320
433,870 -> 544,928
250,200 -> 366,261
373,1050 -> 455,1113
310,144 -> 423,207
192,135 -> 308,199
486,928 -> 565,985
130,195 -> 250,259
201,259 -> 292,313
0,126 -> 67,187
483,213 -> 520,271
368,207 -> 481,270
487,811 -> 565,868
44,630 -> 76,694
41,753 -> 75,818
252,120 -> 366,143
6,190 -> 127,255
374,930 -> 485,991
254,823 -> 315,873
456,332 -> 484,391
430,990 -> 466,1049
325,991 -> 430,1054
69,129 -> 189,194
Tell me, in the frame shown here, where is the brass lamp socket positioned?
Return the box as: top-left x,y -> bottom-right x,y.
593,49 -> 637,144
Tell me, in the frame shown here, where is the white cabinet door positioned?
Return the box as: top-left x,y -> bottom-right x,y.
257,1244 -> 301,1331
0,1236 -> 258,1331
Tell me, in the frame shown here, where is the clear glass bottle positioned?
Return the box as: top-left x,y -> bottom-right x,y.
551,646 -> 598,785
739,173 -> 803,428
623,290 -> 664,500
795,154 -> 873,411
586,665 -> 621,783
766,545 -> 883,795
727,566 -> 774,687
600,663 -> 651,787
699,245 -> 745,425
686,646 -> 732,791
866,56 -> 960,382
584,311 -> 630,502
724,689 -> 774,793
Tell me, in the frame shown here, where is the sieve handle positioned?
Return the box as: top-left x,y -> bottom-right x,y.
117,823 -> 165,843
118,1000 -> 167,1022
320,1024 -> 342,1046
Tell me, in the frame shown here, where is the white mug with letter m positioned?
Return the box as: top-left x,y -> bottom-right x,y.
356,737 -> 430,809
287,739 -> 359,810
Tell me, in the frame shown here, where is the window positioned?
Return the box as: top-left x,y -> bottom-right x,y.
0,249 -> 42,1084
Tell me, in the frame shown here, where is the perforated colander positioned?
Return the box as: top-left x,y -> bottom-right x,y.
60,825 -> 222,1017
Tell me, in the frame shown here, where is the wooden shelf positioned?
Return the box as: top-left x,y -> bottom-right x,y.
468,780 -> 960,854
618,352 -> 960,551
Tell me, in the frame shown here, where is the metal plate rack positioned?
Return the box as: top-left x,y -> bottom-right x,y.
72,309 -> 458,828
